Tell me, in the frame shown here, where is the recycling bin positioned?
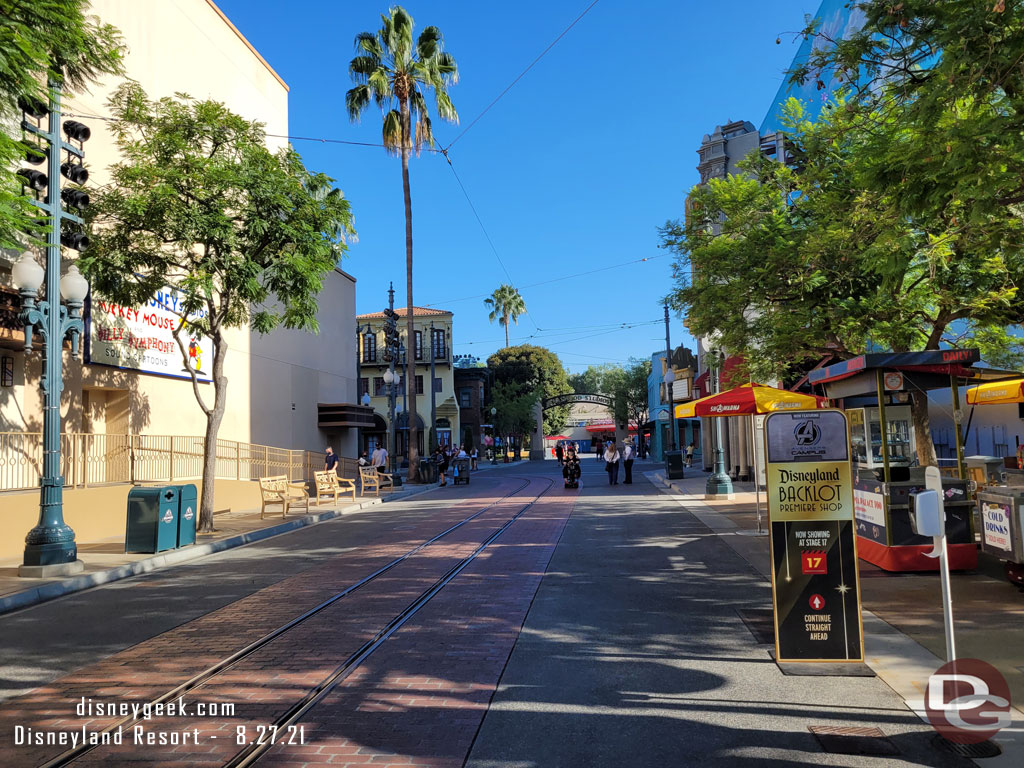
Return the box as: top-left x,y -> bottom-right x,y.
665,450 -> 685,480
176,484 -> 198,547
125,486 -> 180,554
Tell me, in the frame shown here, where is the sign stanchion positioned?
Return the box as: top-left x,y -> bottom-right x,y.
765,409 -> 864,663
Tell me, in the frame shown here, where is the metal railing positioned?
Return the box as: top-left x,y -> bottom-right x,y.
0,432 -> 359,493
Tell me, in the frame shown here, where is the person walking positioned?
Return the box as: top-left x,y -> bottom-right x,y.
563,444 -> 581,488
604,441 -> 621,485
555,442 -> 564,466
594,438 -> 603,463
436,445 -> 449,486
622,440 -> 635,484
470,446 -> 478,470
685,442 -> 695,468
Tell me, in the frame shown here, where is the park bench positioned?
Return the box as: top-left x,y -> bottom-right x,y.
312,470 -> 357,507
259,475 -> 309,519
359,465 -> 395,496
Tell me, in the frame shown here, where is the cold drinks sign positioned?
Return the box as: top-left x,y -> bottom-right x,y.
85,289 -> 213,382
765,410 -> 864,663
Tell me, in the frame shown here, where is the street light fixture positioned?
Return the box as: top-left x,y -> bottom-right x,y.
490,406 -> 498,464
705,346 -> 734,498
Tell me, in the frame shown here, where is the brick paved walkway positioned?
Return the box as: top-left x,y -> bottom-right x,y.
0,475 -> 550,768
0,475 -> 577,768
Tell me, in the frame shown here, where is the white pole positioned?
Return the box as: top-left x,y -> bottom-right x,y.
750,414 -> 762,533
925,465 -> 956,662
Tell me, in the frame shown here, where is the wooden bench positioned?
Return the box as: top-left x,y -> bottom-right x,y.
312,470 -> 357,507
259,475 -> 310,519
359,465 -> 395,496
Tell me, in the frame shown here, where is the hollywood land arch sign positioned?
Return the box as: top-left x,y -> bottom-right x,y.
528,393 -> 615,460
542,393 -> 614,411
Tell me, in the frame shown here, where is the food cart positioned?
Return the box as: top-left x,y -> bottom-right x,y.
965,377 -> 1024,586
807,350 -> 998,572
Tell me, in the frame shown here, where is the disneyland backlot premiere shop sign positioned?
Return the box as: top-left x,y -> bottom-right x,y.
765,409 -> 864,663
85,288 -> 213,382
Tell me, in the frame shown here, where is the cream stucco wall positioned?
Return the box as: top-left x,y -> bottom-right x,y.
1,1 -> 356,456
356,311 -> 459,454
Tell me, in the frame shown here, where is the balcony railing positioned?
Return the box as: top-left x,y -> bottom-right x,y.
0,432 -> 359,493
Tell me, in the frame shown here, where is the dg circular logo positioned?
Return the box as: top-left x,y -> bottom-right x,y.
925,658 -> 1012,743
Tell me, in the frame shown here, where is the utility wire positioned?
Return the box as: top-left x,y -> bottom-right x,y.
442,152 -> 541,331
443,0 -> 602,151
61,112 -> 445,153
422,253 -> 668,311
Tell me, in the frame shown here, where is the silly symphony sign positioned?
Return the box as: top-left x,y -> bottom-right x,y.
85,288 -> 213,382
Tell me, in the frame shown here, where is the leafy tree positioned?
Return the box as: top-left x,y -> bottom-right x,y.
607,358 -> 651,452
81,83 -> 355,531
346,6 -> 458,481
793,0 -> 1024,253
484,283 -> 526,347
0,0 -> 123,248
487,345 -> 572,440
662,98 -> 1024,465
568,363 -> 618,394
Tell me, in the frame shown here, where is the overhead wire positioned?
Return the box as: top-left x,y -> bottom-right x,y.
442,0 -> 602,151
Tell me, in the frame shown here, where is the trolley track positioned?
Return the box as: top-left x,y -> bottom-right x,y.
41,474 -> 553,768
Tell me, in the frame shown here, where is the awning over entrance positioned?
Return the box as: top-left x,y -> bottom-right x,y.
966,378 -> 1024,405
317,402 -> 377,429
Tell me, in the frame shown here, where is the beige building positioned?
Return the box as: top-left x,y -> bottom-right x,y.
356,307 -> 459,458
0,1 -> 365,558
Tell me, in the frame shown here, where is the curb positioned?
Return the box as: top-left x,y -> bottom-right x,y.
0,485 -> 433,617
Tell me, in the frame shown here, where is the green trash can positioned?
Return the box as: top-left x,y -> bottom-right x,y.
125,486 -> 179,554
176,484 -> 198,547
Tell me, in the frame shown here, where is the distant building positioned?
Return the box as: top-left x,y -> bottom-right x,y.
356,306 -> 458,456
453,367 -> 490,450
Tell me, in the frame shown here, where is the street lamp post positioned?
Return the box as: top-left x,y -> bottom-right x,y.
383,367 -> 396,473
429,321 -> 437,454
490,406 -> 498,464
705,348 -> 735,498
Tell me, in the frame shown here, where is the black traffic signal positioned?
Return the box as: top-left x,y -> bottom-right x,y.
61,231 -> 90,251
17,168 -> 47,191
61,188 -> 89,210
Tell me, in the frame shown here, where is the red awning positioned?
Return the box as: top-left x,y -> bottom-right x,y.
692,370 -> 709,399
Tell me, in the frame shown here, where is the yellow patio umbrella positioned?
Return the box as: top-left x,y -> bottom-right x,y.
673,382 -> 826,419
965,378 -> 1024,405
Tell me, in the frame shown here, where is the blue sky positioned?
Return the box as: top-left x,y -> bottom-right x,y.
214,0 -> 823,372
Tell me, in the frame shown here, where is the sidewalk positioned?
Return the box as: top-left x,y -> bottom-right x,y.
0,480 -> 435,616
646,467 -> 1024,762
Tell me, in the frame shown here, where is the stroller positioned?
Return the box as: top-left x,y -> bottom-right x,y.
563,455 -> 581,489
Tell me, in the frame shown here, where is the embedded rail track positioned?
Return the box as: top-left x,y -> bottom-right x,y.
41,474 -> 555,768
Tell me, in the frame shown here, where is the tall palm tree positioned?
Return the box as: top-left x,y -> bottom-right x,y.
347,6 -> 458,481
485,284 -> 527,347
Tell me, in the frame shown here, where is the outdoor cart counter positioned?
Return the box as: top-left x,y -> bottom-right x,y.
808,350 -> 1013,572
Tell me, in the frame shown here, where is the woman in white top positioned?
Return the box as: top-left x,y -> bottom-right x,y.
604,442 -> 621,485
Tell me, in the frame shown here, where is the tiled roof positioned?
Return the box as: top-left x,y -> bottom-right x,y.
357,306 -> 452,319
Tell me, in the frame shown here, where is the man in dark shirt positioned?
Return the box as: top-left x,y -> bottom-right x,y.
325,446 -> 339,473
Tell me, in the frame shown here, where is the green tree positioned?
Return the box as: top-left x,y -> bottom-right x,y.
607,359 -> 652,452
0,0 -> 124,248
662,99 -> 1024,465
346,6 -> 458,481
487,345 -> 572,440
568,363 -> 618,394
484,283 -> 527,347
82,83 -> 355,531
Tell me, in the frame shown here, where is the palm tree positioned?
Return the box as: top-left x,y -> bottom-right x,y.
346,7 -> 458,481
485,284 -> 527,347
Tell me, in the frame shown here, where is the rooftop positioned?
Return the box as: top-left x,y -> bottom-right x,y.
357,306 -> 452,319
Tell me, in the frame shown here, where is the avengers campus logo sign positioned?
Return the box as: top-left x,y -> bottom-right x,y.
925,659 -> 1011,743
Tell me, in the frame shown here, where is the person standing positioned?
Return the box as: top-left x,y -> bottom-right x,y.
594,438 -> 603,463
622,440 -> 635,484
604,441 -> 620,485
470,446 -> 478,470
685,442 -> 695,468
555,442 -> 564,466
434,446 -> 448,486
324,446 -> 339,475
371,443 -> 388,475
